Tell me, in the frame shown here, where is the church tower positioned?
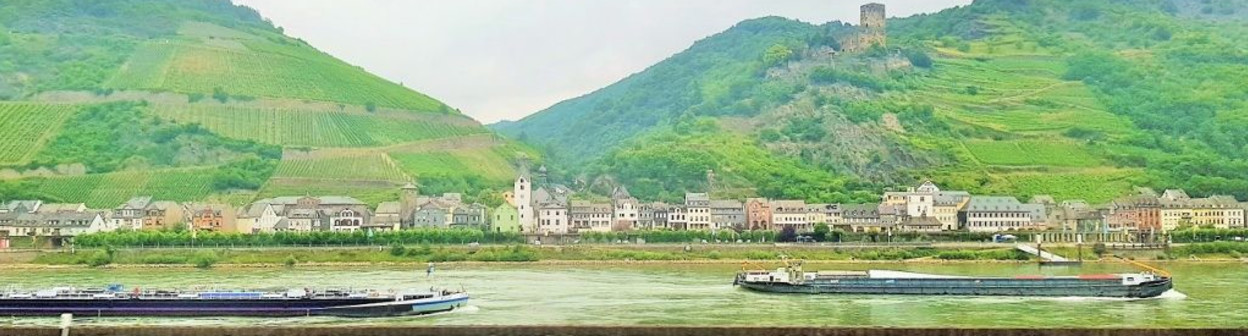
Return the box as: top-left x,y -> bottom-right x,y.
514,170 -> 534,233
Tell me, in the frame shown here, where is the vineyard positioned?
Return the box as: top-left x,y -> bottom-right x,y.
915,54 -> 1134,139
965,139 -> 1102,167
0,102 -> 79,165
103,42 -> 175,89
390,148 -> 517,184
29,167 -> 218,208
149,104 -> 485,147
258,178 -> 401,206
274,153 -> 410,182
155,42 -> 445,111
983,169 -> 1147,204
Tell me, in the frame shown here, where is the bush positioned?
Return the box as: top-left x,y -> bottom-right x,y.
284,255 -> 298,267
1092,243 -> 1107,257
707,251 -> 722,260
86,250 -> 114,267
389,243 -> 407,257
191,252 -> 219,269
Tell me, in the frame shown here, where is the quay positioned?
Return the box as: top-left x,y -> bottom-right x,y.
0,326 -> 1244,336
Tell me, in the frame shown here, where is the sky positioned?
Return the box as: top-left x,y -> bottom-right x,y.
232,0 -> 971,123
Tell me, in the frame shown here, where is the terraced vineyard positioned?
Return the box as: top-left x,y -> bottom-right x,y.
103,42 -> 176,89
30,168 -> 217,208
390,147 -> 517,183
156,42 -> 443,111
965,139 -> 1101,167
274,153 -> 410,182
0,103 -> 79,165
257,178 -> 401,206
149,104 -> 485,147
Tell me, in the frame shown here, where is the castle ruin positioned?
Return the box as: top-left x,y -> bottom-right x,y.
843,3 -> 887,52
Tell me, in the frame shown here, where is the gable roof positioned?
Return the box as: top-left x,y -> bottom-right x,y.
375,201 -> 401,214
118,196 -> 153,210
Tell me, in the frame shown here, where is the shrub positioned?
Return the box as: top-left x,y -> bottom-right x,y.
707,251 -> 722,260
1092,243 -> 1107,257
86,250 -> 114,267
284,255 -> 298,267
389,243 -> 407,257
192,252 -> 219,269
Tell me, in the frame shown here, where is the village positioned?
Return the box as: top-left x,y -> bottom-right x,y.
0,165 -> 1245,246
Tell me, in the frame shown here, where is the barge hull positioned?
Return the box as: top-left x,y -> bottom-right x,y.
736,278 -> 1171,298
0,294 -> 469,317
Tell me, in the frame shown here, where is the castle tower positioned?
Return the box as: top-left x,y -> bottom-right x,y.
861,3 -> 886,32
844,3 -> 887,52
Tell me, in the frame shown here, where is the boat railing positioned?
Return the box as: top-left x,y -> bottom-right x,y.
1116,256 -> 1172,278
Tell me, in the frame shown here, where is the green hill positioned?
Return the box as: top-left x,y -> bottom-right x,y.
496,0 -> 1248,204
0,0 -> 528,207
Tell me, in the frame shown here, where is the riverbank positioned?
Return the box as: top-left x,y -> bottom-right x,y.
6,243 -> 1245,268
1,326 -> 1241,336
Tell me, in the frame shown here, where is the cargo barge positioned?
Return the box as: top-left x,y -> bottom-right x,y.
0,286 -> 468,317
734,262 -> 1171,298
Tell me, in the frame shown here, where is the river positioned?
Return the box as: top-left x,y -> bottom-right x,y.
1,262 -> 1244,327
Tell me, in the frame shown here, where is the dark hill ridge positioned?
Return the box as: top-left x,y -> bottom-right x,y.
0,0 -> 532,207
498,0 -> 1248,204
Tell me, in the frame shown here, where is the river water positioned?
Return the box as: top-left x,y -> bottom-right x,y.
0,262 -> 1244,327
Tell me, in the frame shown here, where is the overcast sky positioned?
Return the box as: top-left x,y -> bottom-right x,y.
232,0 -> 971,123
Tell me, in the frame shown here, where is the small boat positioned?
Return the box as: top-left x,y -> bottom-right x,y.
0,285 -> 468,317
734,261 -> 1172,298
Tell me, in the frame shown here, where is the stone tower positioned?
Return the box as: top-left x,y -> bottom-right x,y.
845,3 -> 887,52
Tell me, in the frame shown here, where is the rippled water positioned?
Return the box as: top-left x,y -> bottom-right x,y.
1,262 -> 1244,327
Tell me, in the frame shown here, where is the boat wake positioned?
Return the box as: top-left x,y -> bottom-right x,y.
1041,289 -> 1187,302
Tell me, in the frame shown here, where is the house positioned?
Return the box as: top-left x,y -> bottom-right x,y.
710,200 -> 744,231
962,196 -> 1034,232
770,200 -> 810,232
611,187 -> 639,231
805,204 -> 829,227
0,211 -> 108,237
684,193 -> 712,231
491,203 -> 520,233
537,202 -> 569,234
840,204 -> 887,233
413,203 -> 450,228
648,202 -> 671,230
1106,193 -> 1161,232
112,196 -> 152,230
637,202 -> 658,230
284,208 -> 325,232
667,205 -> 688,231
371,202 -> 403,231
241,202 -> 286,233
883,181 -> 969,231
142,201 -> 185,231
183,203 -> 237,233
1029,195 -> 1060,229
932,191 -> 971,230
569,201 -> 612,233
1189,195 -> 1243,229
745,198 -> 772,231
450,203 -> 488,228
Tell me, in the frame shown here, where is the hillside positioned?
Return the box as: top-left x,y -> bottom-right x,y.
496,0 -> 1248,204
0,0 -> 530,207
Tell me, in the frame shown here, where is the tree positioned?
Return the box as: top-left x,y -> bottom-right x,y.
813,223 -> 830,242
763,44 -> 795,66
778,226 -> 798,242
